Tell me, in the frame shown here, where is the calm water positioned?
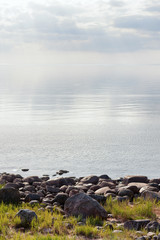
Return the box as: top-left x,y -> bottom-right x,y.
0,64 -> 160,179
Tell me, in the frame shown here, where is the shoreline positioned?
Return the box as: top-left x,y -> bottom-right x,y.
0,172 -> 160,239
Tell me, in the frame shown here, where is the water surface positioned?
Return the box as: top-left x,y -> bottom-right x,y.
0,64 -> 160,179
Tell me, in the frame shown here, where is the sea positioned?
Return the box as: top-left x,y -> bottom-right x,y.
0,64 -> 160,179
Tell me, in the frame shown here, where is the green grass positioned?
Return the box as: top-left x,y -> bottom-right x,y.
0,197 -> 159,240
104,196 -> 156,221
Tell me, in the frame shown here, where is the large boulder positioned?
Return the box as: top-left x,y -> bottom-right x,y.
141,191 -> 160,202
80,175 -> 99,184
0,187 -> 20,204
124,219 -> 150,230
123,176 -> 148,185
145,221 -> 160,232
64,193 -> 108,219
46,177 -> 75,187
25,193 -> 40,203
15,209 -> 37,225
0,173 -> 22,184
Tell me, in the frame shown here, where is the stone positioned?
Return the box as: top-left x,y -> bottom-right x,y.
89,194 -> 107,204
150,179 -> 160,184
127,182 -> 148,190
21,169 -> 29,172
145,221 -> 160,232
53,193 -> 68,205
46,177 -> 75,187
42,198 -> 54,205
25,193 -> 40,203
124,219 -> 150,230
95,187 -> 112,195
99,181 -> 115,189
90,185 -> 101,191
23,176 -> 42,184
0,187 -> 20,204
125,185 -> 139,194
0,173 -> 18,184
23,185 -> 35,192
29,200 -> 40,206
4,183 -> 19,189
56,170 -> 69,175
15,209 -> 37,225
118,188 -> 134,198
141,191 -> 160,202
123,176 -> 149,185
64,193 -> 108,219
140,186 -> 159,193
99,174 -> 110,180
46,185 -> 60,194
81,175 -> 99,184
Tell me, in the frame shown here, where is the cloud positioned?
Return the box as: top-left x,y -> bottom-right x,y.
115,15 -> 160,32
108,0 -> 125,7
0,0 -> 160,55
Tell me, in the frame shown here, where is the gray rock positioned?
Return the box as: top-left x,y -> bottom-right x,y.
81,175 -> 99,184
25,193 -> 40,203
89,185 -> 101,191
0,187 -> 20,204
15,209 -> 37,225
23,185 -> 35,192
53,193 -> 68,205
123,176 -> 148,185
46,185 -> 60,194
127,182 -> 148,190
125,185 -> 139,194
140,186 -> 159,193
95,187 -> 111,195
4,183 -> 19,189
88,194 -> 107,204
29,200 -> 40,206
145,221 -> 160,232
23,176 -> 42,184
99,174 -> 110,180
46,177 -> 75,187
64,193 -> 108,219
141,191 -> 160,202
42,197 -> 54,205
124,219 -> 150,230
0,173 -> 20,184
118,188 -> 134,198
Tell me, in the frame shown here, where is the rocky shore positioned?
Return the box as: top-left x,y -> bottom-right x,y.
0,172 -> 160,239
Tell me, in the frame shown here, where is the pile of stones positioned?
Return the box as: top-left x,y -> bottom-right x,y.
0,173 -> 160,239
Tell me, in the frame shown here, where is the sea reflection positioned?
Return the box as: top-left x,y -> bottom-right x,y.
0,64 -> 160,178
0,93 -> 160,125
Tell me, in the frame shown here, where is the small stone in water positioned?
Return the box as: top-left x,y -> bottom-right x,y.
21,169 -> 29,172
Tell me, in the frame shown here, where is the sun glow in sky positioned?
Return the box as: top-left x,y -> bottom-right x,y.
0,0 -> 160,65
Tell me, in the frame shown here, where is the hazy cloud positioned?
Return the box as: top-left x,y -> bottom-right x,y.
0,0 -> 160,55
115,15 -> 160,32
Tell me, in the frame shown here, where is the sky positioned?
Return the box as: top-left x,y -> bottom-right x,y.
0,0 -> 160,65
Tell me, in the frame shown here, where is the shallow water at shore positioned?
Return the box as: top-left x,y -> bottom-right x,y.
0,64 -> 160,179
